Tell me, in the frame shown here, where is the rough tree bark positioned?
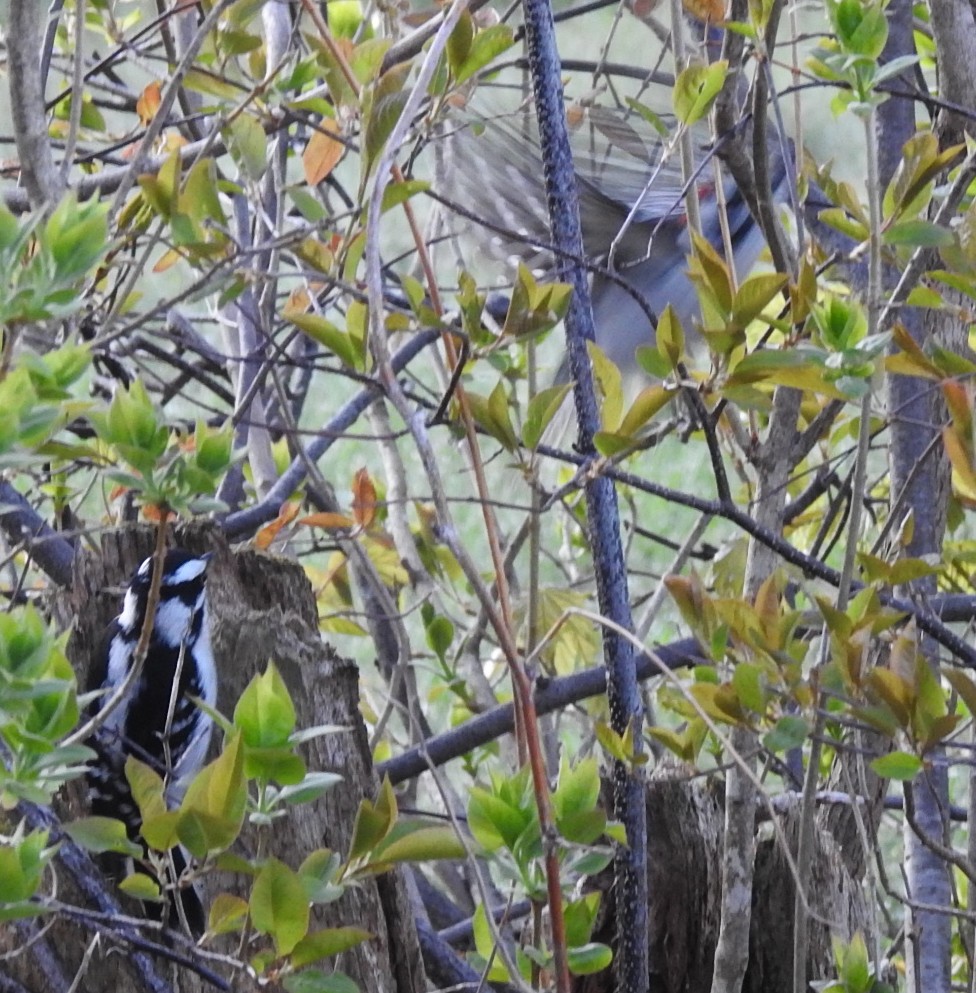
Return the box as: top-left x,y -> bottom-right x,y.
886,2 -> 967,989
574,765 -> 867,993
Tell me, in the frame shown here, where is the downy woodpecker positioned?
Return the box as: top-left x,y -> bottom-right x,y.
86,549 -> 216,936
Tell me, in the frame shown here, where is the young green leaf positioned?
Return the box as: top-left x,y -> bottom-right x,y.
234,663 -> 297,749
250,857 -> 310,956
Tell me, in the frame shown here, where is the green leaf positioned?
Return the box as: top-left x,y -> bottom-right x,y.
369,824 -> 465,865
945,669 -> 976,718
299,848 -> 344,904
346,776 -> 397,862
277,772 -> 344,806
208,893 -> 249,935
731,272 -> 787,325
870,750 -> 921,781
140,809 -> 182,853
690,682 -> 747,725
0,202 -> 22,250
567,942 -> 613,976
616,384 -> 675,437
184,68 -> 243,100
182,158 -> 227,225
291,927 -> 372,968
126,755 -> 167,823
763,715 -> 809,754
380,180 -> 430,213
251,858 -> 310,955
726,348 -> 831,393
327,0 -> 365,38
178,734 -> 246,856
501,264 -> 570,339
119,872 -> 162,901
867,668 -> 912,727
656,304 -> 684,366
64,816 -> 142,857
234,663 -> 297,748
568,848 -> 613,877
96,379 -> 167,459
446,11 -> 473,75
731,662 -> 766,713
0,832 -> 49,903
829,0 -> 888,58
244,745 -> 306,785
883,219 -> 953,248
467,788 -> 535,853
466,380 -> 518,452
563,892 -> 601,947
552,757 -> 600,823
0,902 -> 46,922
288,313 -> 362,370
836,931 -> 871,993
224,113 -> 268,181
138,151 -> 180,218
422,608 -> 454,662
283,970 -> 359,993
471,903 -> 513,983
362,67 -> 410,177
453,24 -> 515,84
594,722 -> 629,763
586,341 -> 624,432
688,230 -> 733,317
672,61 -> 728,125
348,38 -> 391,85
194,421 -> 234,475
523,383 -> 572,451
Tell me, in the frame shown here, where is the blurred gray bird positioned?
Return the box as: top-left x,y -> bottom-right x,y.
438,100 -> 792,373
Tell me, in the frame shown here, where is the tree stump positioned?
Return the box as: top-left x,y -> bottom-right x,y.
6,526 -> 426,993
575,764 -> 867,993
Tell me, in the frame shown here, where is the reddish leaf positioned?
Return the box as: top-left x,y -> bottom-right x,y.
256,501 -> 301,550
136,82 -> 162,126
299,512 -> 356,531
303,120 -> 345,186
683,0 -> 725,21
351,468 -> 376,529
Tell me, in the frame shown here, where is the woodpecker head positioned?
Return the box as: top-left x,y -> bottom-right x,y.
117,550 -> 211,648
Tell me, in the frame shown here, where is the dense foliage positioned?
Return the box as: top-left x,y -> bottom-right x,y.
3,1 -> 976,992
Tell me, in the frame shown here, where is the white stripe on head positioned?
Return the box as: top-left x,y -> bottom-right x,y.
163,557 -> 208,587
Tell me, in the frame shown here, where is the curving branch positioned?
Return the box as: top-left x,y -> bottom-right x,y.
0,482 -> 75,588
377,638 -> 703,785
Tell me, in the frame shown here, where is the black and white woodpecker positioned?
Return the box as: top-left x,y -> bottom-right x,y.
85,549 -> 217,936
